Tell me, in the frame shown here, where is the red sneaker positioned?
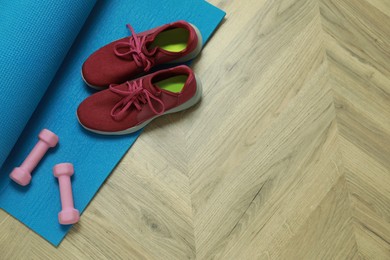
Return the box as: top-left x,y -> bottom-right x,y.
82,20 -> 203,89
77,65 -> 202,135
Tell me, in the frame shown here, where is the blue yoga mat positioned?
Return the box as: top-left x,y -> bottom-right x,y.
0,0 -> 97,169
0,0 -> 225,245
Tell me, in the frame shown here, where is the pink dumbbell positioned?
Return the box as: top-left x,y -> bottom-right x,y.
53,163 -> 80,225
9,129 -> 59,186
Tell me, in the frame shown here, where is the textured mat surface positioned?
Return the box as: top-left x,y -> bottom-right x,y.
0,0 -> 96,169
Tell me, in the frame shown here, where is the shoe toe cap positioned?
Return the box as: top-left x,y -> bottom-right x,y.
82,55 -> 113,88
77,96 -> 109,131
77,92 -> 135,133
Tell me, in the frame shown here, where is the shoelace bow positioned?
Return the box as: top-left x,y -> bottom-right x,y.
114,24 -> 154,72
110,80 -> 165,121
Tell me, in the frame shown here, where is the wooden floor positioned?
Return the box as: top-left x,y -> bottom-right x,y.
1,0 -> 390,259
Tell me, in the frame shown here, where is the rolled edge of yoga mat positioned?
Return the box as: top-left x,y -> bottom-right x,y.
0,0 -> 97,169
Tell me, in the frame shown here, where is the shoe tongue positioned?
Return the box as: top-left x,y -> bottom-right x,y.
146,70 -> 174,94
144,23 -> 174,55
143,74 -> 157,92
143,37 -> 156,55
149,23 -> 170,41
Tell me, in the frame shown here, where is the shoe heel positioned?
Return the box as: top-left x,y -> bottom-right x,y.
169,23 -> 203,64
167,75 -> 202,114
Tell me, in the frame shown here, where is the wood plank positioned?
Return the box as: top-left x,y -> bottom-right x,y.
2,0 -> 390,258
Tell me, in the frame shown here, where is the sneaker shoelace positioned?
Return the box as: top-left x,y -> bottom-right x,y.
110,80 -> 165,121
114,24 -> 154,72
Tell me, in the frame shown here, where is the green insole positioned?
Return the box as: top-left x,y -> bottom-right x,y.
155,75 -> 188,93
149,28 -> 189,52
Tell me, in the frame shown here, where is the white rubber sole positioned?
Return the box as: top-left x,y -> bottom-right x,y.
82,23 -> 203,90
78,75 -> 203,135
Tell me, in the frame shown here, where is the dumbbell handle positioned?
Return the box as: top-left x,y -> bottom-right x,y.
58,176 -> 75,210
20,141 -> 50,172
